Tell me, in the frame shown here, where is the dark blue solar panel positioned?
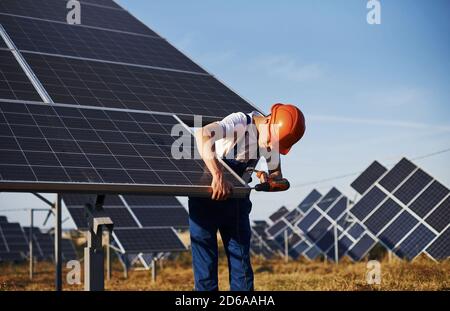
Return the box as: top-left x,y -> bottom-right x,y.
348,223 -> 365,239
297,209 -> 321,232
316,229 -> 334,252
269,206 -> 289,223
378,211 -> 418,249
304,245 -> 322,260
289,241 -> 309,260
307,217 -> 332,241
326,196 -> 347,219
297,189 -> 322,213
425,196 -> 450,233
347,234 -> 375,261
326,235 -> 353,261
267,220 -> 288,237
351,161 -> 387,195
394,224 -> 435,260
426,227 -> 449,260
379,158 -> 416,192
351,186 -> 386,221
317,188 -> 341,211
284,208 -> 302,224
409,181 -> 449,218
393,169 -> 432,205
364,199 -> 402,234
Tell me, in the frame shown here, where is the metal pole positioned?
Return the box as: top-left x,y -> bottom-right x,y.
388,250 -> 393,263
29,209 -> 34,280
284,229 -> 289,263
106,232 -> 111,281
55,194 -> 62,291
151,258 -> 156,283
333,224 -> 338,264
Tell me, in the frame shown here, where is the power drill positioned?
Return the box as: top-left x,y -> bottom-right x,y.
254,171 -> 290,192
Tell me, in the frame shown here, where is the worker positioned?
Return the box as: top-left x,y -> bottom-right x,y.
190,103 -> 306,291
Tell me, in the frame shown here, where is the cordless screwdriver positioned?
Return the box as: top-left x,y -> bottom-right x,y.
253,171 -> 290,192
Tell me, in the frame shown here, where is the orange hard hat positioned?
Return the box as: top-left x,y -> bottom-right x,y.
269,103 -> 306,155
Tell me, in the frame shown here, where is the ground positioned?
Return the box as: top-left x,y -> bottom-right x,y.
0,253 -> 449,291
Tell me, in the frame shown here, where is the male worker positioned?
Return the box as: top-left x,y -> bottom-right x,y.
191,103 -> 305,291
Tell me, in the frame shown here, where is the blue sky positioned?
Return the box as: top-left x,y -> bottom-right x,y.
1,0 -> 449,227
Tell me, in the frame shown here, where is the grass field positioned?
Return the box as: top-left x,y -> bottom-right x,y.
1,252 -> 449,291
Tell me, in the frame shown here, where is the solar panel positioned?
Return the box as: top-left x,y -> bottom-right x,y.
269,206 -> 289,223
0,15 -> 205,73
130,207 -> 188,228
426,227 -> 450,260
0,0 -> 156,36
0,221 -> 28,258
317,187 -> 341,211
121,195 -> 183,207
21,52 -> 252,121
77,0 -> 123,10
350,157 -> 449,261
113,227 -> 186,253
0,101 -> 247,195
61,238 -> 77,261
0,50 -> 42,101
351,161 -> 387,195
297,189 -> 322,213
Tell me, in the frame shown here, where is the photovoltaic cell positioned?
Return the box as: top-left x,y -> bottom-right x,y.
66,207 -> 138,230
0,0 -> 156,36
0,101 -> 246,195
378,212 -> 418,251
269,206 -> 289,223
394,224 -> 435,260
326,196 -> 347,219
113,228 -> 186,253
347,234 -> 376,261
22,52 -> 253,120
378,158 -> 416,192
297,209 -> 321,232
267,219 -> 288,237
130,207 -> 189,228
297,189 -> 322,213
425,196 -> 450,233
351,161 -> 387,195
393,169 -> 432,205
307,217 -> 332,241
122,195 -> 182,207
317,188 -> 341,211
351,186 -> 386,221
348,223 -> 365,240
364,199 -> 402,235
0,50 -> 41,101
409,181 -> 449,218
1,15 -> 205,73
426,227 -> 449,260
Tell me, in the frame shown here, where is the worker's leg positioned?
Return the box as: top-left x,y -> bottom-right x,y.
188,197 -> 219,291
219,197 -> 254,291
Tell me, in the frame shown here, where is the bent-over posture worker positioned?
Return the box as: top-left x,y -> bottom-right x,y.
190,103 -> 306,291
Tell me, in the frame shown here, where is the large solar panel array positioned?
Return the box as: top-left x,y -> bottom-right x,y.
23,226 -> 77,261
0,218 -> 28,261
294,188 -> 378,261
63,194 -> 188,257
350,158 -> 449,261
0,0 -> 257,197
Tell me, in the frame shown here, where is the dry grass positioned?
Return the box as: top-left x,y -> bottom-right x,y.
1,253 -> 449,291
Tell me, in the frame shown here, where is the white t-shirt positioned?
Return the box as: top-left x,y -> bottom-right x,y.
214,111 -> 263,162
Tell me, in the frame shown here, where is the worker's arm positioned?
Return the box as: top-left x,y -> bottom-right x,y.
195,122 -> 232,200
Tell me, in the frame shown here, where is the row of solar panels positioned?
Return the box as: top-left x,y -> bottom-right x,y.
0,215 -> 76,262
251,157 -> 449,262
62,194 -> 189,262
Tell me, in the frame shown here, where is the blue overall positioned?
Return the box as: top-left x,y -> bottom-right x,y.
188,159 -> 254,291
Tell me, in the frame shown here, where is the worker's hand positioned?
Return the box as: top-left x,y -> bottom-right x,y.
256,171 -> 269,183
211,173 -> 233,200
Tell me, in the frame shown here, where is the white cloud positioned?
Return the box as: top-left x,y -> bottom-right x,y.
250,54 -> 324,83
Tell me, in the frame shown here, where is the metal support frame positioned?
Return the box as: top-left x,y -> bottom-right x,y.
333,224 -> 339,264
284,229 -> 289,263
151,257 -> 157,283
29,209 -> 34,280
55,194 -> 62,291
84,195 -> 114,291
